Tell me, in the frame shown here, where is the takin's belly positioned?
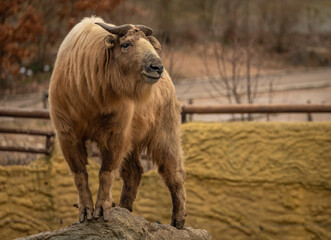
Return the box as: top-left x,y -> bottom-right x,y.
88,111 -> 154,149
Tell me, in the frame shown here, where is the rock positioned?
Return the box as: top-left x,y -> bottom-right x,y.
17,207 -> 211,240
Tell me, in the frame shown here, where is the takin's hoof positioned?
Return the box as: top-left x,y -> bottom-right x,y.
79,207 -> 93,223
94,206 -> 110,221
118,203 -> 133,212
93,202 -> 116,221
171,218 -> 185,229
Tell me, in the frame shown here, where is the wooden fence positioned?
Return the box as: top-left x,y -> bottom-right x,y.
1,104 -> 331,154
180,104 -> 331,122
0,108 -> 53,155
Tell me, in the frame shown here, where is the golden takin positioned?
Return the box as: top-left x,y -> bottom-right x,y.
49,16 -> 186,229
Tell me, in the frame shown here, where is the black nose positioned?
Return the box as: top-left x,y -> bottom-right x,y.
149,64 -> 164,75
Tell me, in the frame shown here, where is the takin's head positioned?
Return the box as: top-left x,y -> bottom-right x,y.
96,22 -> 163,86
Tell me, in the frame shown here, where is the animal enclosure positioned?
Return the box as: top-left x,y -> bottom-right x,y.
0,122 -> 330,239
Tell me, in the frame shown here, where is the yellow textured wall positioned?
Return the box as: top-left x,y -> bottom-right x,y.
1,122 -> 331,240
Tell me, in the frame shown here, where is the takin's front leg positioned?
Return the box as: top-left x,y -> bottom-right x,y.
94,145 -> 128,221
58,135 -> 94,223
93,104 -> 134,220
119,149 -> 143,212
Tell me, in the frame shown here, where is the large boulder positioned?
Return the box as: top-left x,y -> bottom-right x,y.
17,207 -> 211,240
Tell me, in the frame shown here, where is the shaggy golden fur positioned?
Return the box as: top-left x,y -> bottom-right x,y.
49,16 -> 186,228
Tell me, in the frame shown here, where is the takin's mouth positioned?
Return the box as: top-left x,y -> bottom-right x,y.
142,71 -> 162,84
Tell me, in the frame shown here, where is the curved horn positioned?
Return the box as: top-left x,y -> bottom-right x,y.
135,25 -> 153,36
95,22 -> 132,36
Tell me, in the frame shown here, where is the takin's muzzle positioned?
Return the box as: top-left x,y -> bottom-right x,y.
142,55 -> 164,84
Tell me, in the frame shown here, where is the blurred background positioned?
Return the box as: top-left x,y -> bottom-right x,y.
1,0 -> 331,163
0,2 -> 331,161
1,0 -> 331,111
0,1 -> 331,239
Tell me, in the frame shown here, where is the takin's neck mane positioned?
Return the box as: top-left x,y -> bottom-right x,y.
57,17 -> 154,112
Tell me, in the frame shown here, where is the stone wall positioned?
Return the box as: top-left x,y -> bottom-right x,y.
0,122 -> 331,239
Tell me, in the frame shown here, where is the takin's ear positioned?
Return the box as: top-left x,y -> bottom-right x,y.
103,35 -> 116,49
147,36 -> 161,51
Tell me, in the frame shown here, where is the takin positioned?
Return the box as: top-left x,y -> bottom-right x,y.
49,16 -> 186,229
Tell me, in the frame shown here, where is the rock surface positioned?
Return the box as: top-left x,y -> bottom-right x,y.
17,207 -> 211,240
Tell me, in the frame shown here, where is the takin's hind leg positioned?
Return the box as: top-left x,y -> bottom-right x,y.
119,149 -> 143,212
153,145 -> 187,229
58,134 -> 93,222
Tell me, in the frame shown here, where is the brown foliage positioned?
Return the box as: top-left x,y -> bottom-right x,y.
57,0 -> 124,29
0,0 -> 124,91
0,0 -> 43,88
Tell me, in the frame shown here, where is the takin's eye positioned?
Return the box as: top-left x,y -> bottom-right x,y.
121,43 -> 131,49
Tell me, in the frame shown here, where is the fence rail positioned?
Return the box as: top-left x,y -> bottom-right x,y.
0,127 -> 55,136
1,104 -> 331,119
180,104 -> 331,122
0,127 -> 55,154
0,108 -> 50,119
1,104 -> 331,154
0,146 -> 51,154
0,108 -> 53,155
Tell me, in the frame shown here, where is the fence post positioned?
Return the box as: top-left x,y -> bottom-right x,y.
181,106 -> 187,123
43,91 -> 49,109
189,99 -> 193,121
46,135 -> 52,152
307,100 -> 313,122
